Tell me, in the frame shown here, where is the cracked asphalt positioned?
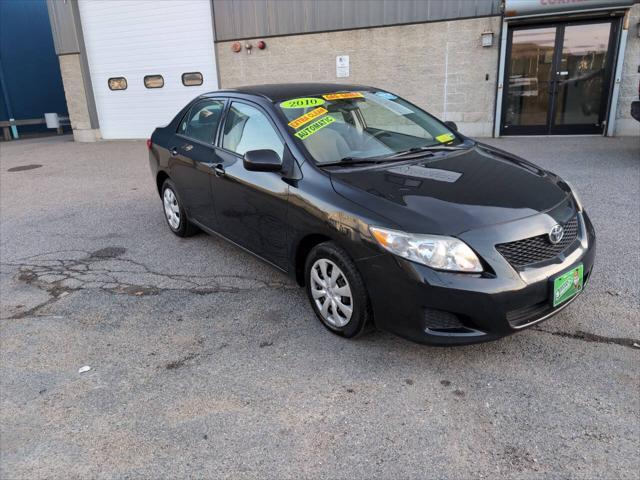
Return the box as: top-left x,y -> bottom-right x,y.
1,134 -> 638,479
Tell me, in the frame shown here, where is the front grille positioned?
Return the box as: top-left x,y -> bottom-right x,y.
496,217 -> 579,268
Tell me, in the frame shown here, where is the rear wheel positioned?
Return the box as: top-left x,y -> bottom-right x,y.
161,179 -> 198,237
304,241 -> 371,338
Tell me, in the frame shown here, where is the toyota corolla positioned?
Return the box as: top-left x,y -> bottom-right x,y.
148,83 -> 595,345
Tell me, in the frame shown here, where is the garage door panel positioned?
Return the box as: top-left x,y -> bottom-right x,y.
79,0 -> 218,139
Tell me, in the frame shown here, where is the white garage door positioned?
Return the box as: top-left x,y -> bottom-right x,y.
78,0 -> 218,139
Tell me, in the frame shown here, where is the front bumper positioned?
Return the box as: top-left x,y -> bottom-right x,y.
357,210 -> 596,345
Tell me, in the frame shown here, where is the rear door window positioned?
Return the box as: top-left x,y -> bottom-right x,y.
179,100 -> 225,144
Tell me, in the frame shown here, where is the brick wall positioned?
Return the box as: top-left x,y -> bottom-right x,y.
216,16 -> 502,137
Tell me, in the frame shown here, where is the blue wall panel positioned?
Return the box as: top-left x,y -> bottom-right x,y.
0,0 -> 68,130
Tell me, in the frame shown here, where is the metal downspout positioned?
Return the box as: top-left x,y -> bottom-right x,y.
0,55 -> 19,139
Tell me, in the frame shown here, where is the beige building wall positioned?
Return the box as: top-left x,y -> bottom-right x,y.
615,4 -> 640,136
58,53 -> 100,142
216,17 -> 502,138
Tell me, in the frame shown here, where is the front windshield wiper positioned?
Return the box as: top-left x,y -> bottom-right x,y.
319,157 -> 386,167
320,143 -> 471,167
388,144 -> 468,159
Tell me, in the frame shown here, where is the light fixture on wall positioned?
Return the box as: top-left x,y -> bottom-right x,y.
481,31 -> 494,47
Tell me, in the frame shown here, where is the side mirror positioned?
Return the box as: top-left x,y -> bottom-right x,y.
243,149 -> 282,172
444,121 -> 458,131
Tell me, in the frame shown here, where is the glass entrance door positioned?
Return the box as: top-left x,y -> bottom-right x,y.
501,19 -> 618,135
503,26 -> 557,132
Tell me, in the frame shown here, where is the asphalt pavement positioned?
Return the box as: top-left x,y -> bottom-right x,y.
0,134 -> 638,479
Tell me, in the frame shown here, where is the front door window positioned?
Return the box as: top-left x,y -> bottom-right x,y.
222,102 -> 284,159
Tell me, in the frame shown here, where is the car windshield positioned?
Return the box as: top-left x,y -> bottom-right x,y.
277,90 -> 461,165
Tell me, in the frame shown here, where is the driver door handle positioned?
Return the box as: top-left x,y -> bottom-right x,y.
212,164 -> 225,177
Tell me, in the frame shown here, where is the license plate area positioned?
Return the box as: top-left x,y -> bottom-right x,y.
551,264 -> 584,307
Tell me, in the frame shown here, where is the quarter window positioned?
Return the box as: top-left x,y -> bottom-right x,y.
222,102 -> 284,159
108,77 -> 127,90
144,75 -> 164,88
182,72 -> 203,86
179,100 -> 225,144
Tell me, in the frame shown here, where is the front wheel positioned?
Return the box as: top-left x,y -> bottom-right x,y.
304,241 -> 372,338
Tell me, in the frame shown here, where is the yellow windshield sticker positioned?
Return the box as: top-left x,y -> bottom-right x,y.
322,92 -> 364,101
436,133 -> 455,143
288,107 -> 328,129
294,115 -> 336,140
280,97 -> 325,109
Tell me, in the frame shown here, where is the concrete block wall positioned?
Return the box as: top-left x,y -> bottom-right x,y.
58,53 -> 100,142
216,16 -> 502,138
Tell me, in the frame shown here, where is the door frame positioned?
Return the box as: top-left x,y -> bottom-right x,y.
494,13 -> 625,137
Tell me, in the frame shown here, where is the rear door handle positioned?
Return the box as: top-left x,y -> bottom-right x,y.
170,147 -> 178,157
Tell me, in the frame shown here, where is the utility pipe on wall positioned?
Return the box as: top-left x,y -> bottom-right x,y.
0,55 -> 18,139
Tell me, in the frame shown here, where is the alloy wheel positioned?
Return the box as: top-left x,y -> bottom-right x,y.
310,258 -> 353,328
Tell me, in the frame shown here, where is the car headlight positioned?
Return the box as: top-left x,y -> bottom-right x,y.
369,226 -> 483,272
565,181 -> 583,212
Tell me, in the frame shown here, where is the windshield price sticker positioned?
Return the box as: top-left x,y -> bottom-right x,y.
288,107 -> 328,129
294,116 -> 336,140
436,133 -> 455,143
322,92 -> 364,101
280,97 -> 325,109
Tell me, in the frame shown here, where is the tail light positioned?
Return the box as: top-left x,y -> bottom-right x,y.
146,138 -> 153,150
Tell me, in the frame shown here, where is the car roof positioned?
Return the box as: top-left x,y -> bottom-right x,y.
204,83 -> 374,103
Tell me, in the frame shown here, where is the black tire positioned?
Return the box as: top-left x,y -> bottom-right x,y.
161,179 -> 199,237
304,241 -> 372,338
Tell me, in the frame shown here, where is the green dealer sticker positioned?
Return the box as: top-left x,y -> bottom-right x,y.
280,97 -> 325,109
294,115 -> 335,140
552,264 -> 583,307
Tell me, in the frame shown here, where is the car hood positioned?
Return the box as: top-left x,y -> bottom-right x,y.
329,144 -> 573,235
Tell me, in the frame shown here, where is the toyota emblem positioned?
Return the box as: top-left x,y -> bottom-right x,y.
549,224 -> 564,244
